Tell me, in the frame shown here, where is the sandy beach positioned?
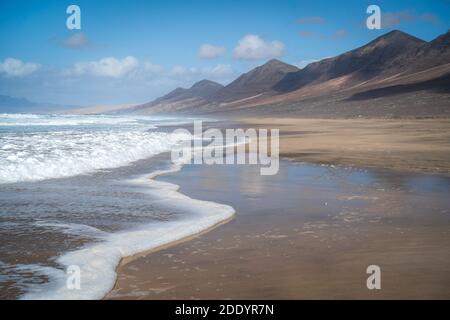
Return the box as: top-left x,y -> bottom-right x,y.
2,117 -> 449,300
2,0 -> 450,304
244,117 -> 450,176
107,118 -> 450,300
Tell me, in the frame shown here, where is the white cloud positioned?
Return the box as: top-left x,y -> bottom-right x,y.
167,64 -> 233,79
66,55 -> 232,83
234,35 -> 285,60
0,56 -> 235,105
71,56 -> 139,78
143,62 -> 164,74
198,44 -> 226,59
0,58 -> 41,77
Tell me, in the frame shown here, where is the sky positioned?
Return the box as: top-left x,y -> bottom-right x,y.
0,0 -> 449,106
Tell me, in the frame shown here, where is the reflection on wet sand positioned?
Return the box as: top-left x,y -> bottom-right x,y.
108,161 -> 450,299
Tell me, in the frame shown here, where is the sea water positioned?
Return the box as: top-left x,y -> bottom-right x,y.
0,114 -> 235,299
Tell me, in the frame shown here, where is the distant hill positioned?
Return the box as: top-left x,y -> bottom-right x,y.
0,95 -> 76,113
63,103 -> 137,115
273,30 -> 427,93
131,29 -> 450,118
0,95 -> 37,113
212,59 -> 298,102
131,79 -> 224,114
155,79 -> 224,103
388,30 -> 450,74
131,60 -> 298,114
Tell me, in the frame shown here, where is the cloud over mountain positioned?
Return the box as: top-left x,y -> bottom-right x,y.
0,58 -> 41,77
234,35 -> 285,60
70,56 -> 139,78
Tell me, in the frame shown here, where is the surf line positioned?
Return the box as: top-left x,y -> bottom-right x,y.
21,159 -> 236,300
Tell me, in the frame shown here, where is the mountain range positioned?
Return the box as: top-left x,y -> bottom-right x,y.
131,30 -> 450,118
0,95 -> 77,114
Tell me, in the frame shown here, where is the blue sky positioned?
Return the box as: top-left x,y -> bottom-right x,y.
0,0 -> 449,106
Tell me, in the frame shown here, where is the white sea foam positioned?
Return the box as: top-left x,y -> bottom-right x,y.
0,130 -> 190,183
0,113 -> 195,126
0,113 -> 42,119
0,114 -> 139,126
0,114 -> 194,183
34,221 -> 109,238
2,113 -> 234,300
21,162 -> 235,300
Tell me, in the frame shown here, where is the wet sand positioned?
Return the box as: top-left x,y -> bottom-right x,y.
107,161 -> 450,299
242,117 -> 450,177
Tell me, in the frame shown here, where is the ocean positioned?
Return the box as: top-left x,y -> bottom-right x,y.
0,114 -> 234,299
2,113 -> 450,300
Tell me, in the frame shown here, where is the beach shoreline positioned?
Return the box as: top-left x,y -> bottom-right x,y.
154,117 -> 450,177
105,127 -> 450,299
105,117 -> 450,299
240,117 -> 450,177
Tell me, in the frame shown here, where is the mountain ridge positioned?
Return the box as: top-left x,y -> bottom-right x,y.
273,30 -> 427,93
130,29 -> 450,117
131,79 -> 224,113
0,95 -> 77,113
211,59 -> 299,102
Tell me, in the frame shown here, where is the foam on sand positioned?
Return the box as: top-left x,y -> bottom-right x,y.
20,162 -> 235,300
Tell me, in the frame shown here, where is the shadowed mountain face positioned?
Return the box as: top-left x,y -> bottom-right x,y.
132,30 -> 450,117
154,79 -> 224,103
133,60 -> 299,113
0,95 -> 75,113
132,79 -> 224,113
0,95 -> 38,113
211,59 -> 299,102
273,30 -> 427,93
391,30 -> 450,73
347,73 -> 450,101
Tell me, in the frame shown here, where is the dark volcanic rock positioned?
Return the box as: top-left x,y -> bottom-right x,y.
212,59 -> 299,102
273,30 -> 427,93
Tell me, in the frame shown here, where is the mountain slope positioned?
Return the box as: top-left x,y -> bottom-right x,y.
212,59 -> 298,102
389,30 -> 450,73
152,79 -> 223,103
132,79 -> 223,113
0,95 -> 38,113
132,30 -> 450,117
0,95 -> 75,113
273,30 -> 426,93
